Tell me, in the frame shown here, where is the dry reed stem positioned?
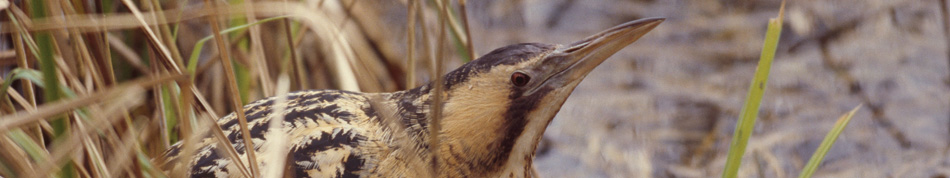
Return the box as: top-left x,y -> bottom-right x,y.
77,117 -> 111,178
278,0 -> 303,90
244,0 -> 274,96
0,135 -> 37,177
416,0 -> 434,82
406,0 -> 418,87
12,28 -> 36,114
104,119 -> 151,178
56,1 -> 106,92
261,75 -> 291,178
119,0 -> 181,73
187,86 -> 252,178
0,50 -> 14,59
5,88 -> 34,112
146,0 -> 185,68
192,30 -> 252,78
88,1 -> 117,87
203,0 -> 261,176
939,0 -> 950,154
1,5 -> 208,33
458,0 -> 475,60
8,1 -> 366,91
429,0 -> 450,176
0,0 -> 412,177
152,79 -> 170,152
430,0 -> 468,53
176,79 -> 197,175
0,73 -> 184,133
35,86 -> 145,177
104,33 -> 149,72
51,55 -> 86,94
149,2 -> 368,92
275,2 -> 361,91
290,24 -> 313,89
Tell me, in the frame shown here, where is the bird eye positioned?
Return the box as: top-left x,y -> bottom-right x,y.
510,72 -> 530,87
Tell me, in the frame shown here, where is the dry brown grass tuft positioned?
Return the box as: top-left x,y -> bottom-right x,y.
0,0 -> 472,177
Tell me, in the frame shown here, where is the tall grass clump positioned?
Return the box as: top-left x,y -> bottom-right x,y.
0,0 -> 476,177
721,1 -> 862,178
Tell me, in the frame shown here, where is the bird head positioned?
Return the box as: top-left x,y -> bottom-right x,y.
431,18 -> 664,176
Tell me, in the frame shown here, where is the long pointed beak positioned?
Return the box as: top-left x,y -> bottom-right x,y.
551,18 -> 663,84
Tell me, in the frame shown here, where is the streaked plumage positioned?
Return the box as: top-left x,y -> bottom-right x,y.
161,18 -> 663,178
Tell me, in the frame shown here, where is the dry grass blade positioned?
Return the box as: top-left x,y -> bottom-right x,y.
11,22 -> 36,111
278,7 -> 302,90
119,0 -> 181,73
202,0 -> 260,176
145,0 -> 185,67
940,0 -> 950,83
104,118 -> 155,178
9,1 -> 366,90
0,132 -> 38,177
416,0 -> 434,86
190,87 -> 253,178
0,6 -> 197,33
180,1 -> 362,91
406,0 -> 418,87
0,73 -> 184,133
244,0 -> 274,96
458,0 -> 475,60
0,50 -> 14,60
104,33 -> 149,73
261,75 -> 291,178
186,16 -> 289,83
77,118 -> 111,178
430,0 -> 470,61
105,126 -> 139,178
27,1 -> 67,160
34,85 -> 146,177
429,0 -> 451,176
176,80 -> 196,176
5,88 -> 35,112
57,0 -> 106,92
254,1 -> 361,91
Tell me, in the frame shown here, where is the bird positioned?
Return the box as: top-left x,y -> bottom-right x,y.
160,17 -> 663,178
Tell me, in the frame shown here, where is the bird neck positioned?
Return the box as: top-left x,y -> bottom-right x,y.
385,84 -> 543,177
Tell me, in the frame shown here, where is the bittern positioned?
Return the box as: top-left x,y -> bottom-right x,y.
162,17 -> 663,177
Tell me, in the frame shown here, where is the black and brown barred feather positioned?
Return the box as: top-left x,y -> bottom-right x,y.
161,90 -> 428,177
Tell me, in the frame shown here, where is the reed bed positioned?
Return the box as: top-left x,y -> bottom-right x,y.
0,0 -> 477,177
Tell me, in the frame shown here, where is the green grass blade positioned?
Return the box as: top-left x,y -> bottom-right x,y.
722,3 -> 784,178
161,85 -> 179,143
0,69 -> 44,97
6,129 -> 50,163
425,0 -> 472,62
234,61 -> 251,104
798,106 -> 861,178
0,68 -> 77,99
0,69 -> 41,111
28,0 -> 67,130
137,147 -> 168,178
6,12 -> 41,61
186,16 -> 288,81
28,0 -> 73,175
